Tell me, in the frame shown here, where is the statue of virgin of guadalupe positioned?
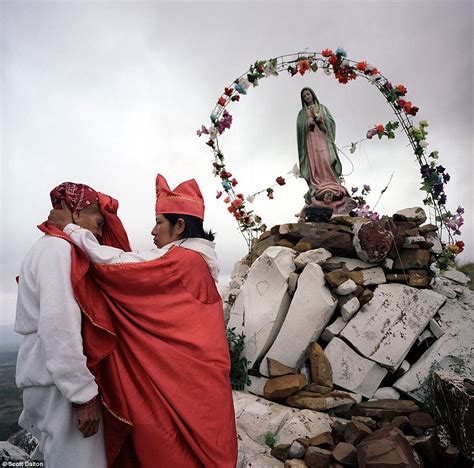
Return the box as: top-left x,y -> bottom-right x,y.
297,87 -> 356,218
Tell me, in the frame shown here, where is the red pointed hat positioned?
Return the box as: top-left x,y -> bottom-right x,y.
155,174 -> 205,220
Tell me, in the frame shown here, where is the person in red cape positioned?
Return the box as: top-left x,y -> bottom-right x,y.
15,181 -> 129,468
47,174 -> 238,468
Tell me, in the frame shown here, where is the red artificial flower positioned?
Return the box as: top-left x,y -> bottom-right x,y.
266,188 -> 274,199
206,140 -> 214,147
227,205 -> 236,214
370,68 -> 379,75
375,124 -> 385,133
231,198 -> 243,209
220,170 -> 232,179
356,61 -> 367,71
408,106 -> 419,116
236,193 -> 244,199
224,87 -> 233,96
298,60 -> 310,75
216,191 -> 223,199
396,84 -> 407,95
276,176 -> 286,186
455,240 -> 465,253
231,95 -> 240,102
223,196 -> 231,203
328,55 -> 338,66
234,212 -> 242,221
322,49 -> 333,57
218,96 -> 226,106
231,178 -> 238,187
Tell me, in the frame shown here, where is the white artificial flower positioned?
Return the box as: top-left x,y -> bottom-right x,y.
238,77 -> 250,90
292,163 -> 301,178
419,140 -> 429,148
209,126 -> 218,140
264,62 -> 278,77
246,194 -> 255,203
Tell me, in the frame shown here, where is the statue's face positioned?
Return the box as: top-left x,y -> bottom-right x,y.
302,89 -> 314,106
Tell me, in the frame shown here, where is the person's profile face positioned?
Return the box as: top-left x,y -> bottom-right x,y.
151,214 -> 183,248
74,203 -> 104,239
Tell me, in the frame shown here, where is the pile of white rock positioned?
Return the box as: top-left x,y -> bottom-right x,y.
222,207 -> 473,466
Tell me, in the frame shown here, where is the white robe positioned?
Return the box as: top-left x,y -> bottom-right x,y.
15,235 -> 106,467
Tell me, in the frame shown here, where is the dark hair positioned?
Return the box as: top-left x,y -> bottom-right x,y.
163,213 -> 215,242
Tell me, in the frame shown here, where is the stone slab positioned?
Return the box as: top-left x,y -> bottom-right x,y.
236,247 -> 296,370
294,248 -> 332,269
321,316 -> 347,341
323,256 -> 374,271
262,262 -> 337,375
340,284 -> 446,370
324,338 -> 388,398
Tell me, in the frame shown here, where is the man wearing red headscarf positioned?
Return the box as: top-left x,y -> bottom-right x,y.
47,175 -> 237,468
15,182 -> 130,468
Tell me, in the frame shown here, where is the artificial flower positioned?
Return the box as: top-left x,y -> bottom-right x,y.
292,163 -> 301,178
276,176 -> 286,186
216,191 -> 223,199
395,84 -> 407,95
196,125 -> 209,137
375,124 -> 385,133
220,170 -> 232,179
456,206 -> 465,215
231,178 -> 238,187
419,120 -> 429,128
210,113 -> 218,123
287,65 -> 298,76
323,66 -> 332,76
264,61 -> 278,77
231,198 -> 243,209
456,240 -> 465,253
321,49 -> 333,57
231,95 -> 240,102
351,187 -> 358,194
224,87 -> 233,96
246,194 -> 256,203
234,83 -> 247,95
350,142 -> 357,154
266,188 -> 274,199
208,126 -> 218,140
222,180 -> 231,191
298,60 -> 310,75
223,196 -> 230,203
218,97 -> 226,107
206,139 -> 214,147
419,140 -> 429,148
328,55 -> 338,66
356,61 -> 367,71
363,184 -> 371,192
335,47 -> 347,57
366,128 -> 377,139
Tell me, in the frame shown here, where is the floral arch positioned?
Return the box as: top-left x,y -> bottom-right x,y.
197,49 -> 464,266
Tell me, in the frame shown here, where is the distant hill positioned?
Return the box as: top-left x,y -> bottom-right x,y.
0,325 -> 21,353
0,351 -> 22,440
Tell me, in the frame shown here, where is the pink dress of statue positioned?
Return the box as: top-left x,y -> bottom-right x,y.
297,88 -> 356,217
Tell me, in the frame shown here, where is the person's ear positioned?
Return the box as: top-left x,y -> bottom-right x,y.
176,218 -> 186,235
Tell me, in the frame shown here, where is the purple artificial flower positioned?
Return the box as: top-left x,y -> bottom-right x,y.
366,128 -> 377,139
363,184 -> 371,192
351,187 -> 358,194
456,205 -> 465,215
436,165 -> 446,173
420,164 -> 432,178
438,194 -> 447,205
443,173 -> 450,183
432,183 -> 444,196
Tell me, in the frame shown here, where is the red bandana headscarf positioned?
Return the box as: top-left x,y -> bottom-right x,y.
47,182 -> 131,251
155,174 -> 205,220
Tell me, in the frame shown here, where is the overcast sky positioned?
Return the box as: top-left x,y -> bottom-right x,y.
1,0 -> 473,331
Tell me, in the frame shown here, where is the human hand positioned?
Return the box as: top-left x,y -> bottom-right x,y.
75,398 -> 101,438
47,200 -> 73,230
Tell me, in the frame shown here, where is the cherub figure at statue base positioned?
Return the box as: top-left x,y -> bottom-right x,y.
298,187 -> 358,222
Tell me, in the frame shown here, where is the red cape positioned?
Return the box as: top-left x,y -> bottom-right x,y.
38,223 -> 237,467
